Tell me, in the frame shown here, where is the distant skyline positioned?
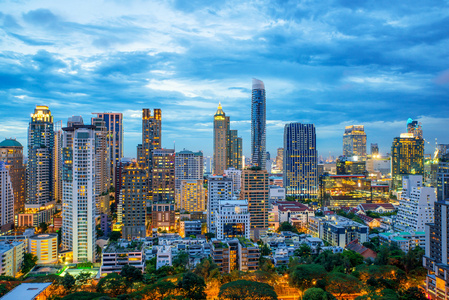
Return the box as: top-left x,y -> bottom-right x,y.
0,0 -> 448,158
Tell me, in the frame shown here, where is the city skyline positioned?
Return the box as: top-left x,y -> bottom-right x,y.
0,1 -> 448,158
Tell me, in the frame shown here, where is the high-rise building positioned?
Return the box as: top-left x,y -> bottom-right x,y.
152,149 -> 175,203
251,78 -> 266,169
370,143 -> 379,156
213,103 -> 229,175
121,163 -> 147,240
54,121 -> 63,203
275,148 -> 284,173
283,123 -> 318,199
336,156 -> 366,175
343,125 -> 366,158
142,109 -> 161,194
224,168 -> 242,195
395,175 -> 436,232
215,199 -> 250,240
61,120 -> 96,263
207,176 -> 233,233
241,168 -> 269,229
407,118 -> 423,139
92,113 -> 123,186
27,105 -> 54,205
0,162 -> 14,232
175,150 -> 203,190
227,130 -> 242,170
0,139 -> 25,215
176,180 -> 205,213
391,133 -> 424,190
423,155 -> 449,298
204,156 -> 213,175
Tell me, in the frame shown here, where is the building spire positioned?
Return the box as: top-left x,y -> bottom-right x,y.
215,102 -> 225,117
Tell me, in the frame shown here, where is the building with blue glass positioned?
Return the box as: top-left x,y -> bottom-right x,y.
251,78 -> 266,170
283,123 -> 318,199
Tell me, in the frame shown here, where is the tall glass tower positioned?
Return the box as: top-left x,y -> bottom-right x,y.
251,78 -> 266,169
283,123 -> 318,199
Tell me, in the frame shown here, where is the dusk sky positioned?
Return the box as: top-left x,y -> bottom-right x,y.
1,0 -> 448,158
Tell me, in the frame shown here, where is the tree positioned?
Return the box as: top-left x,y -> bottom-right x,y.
326,272 -> 361,298
399,287 -> 426,300
260,243 -> 271,256
173,251 -> 189,270
218,280 -> 277,300
62,273 -> 76,291
289,264 -> 327,294
75,271 -> 92,291
303,288 -> 336,300
108,231 -> 122,242
277,222 -> 299,234
178,272 -> 207,299
294,244 -> 311,259
0,284 -> 9,297
39,222 -> 48,233
194,257 -> 220,282
142,281 -> 177,300
205,232 -> 215,241
96,273 -> 127,297
120,264 -> 143,282
22,253 -> 38,273
61,291 -> 109,300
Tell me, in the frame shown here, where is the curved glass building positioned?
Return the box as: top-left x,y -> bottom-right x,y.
251,78 -> 266,169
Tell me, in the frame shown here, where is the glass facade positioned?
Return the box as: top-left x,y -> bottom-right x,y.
391,135 -> 424,190
343,125 -> 366,158
251,79 -> 266,169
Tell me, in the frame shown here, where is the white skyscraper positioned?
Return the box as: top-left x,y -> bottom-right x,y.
207,176 -> 233,234
175,150 -> 203,190
395,175 -> 436,232
62,119 -> 96,263
215,199 -> 250,240
0,162 -> 14,231
224,167 -> 242,195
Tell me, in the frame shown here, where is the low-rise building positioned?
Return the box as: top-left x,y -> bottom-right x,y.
215,199 -> 250,240
29,234 -> 58,264
379,231 -> 425,253
211,238 -> 260,273
156,246 -> 172,269
2,282 -> 52,300
0,241 -> 25,277
271,201 -> 314,231
180,220 -> 202,238
357,203 -> 395,214
101,240 -> 145,275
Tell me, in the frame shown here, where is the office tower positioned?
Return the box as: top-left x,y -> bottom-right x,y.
176,180 -> 205,212
275,148 -> 284,172
27,105 -> 54,205
224,167 -> 242,194
343,125 -> 367,158
204,156 -> 213,175
61,120 -> 96,263
152,149 -> 175,203
423,155 -> 449,298
227,130 -> 242,170
175,150 -> 203,190
283,123 -> 318,199
207,176 -> 233,233
391,132 -> 424,190
407,118 -> 423,139
213,103 -> 229,175
241,168 -> 269,229
137,144 -> 144,166
142,109 -> 162,193
251,78 -> 266,169
0,162 -> 14,232
121,163 -> 147,240
91,116 -> 111,214
395,175 -> 436,232
215,199 -> 250,240
92,113 -> 123,185
0,139 -> 25,215
336,156 -> 366,175
370,143 -> 379,156
54,121 -> 63,203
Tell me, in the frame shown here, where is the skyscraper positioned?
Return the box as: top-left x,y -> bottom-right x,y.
213,103 -> 229,175
0,162 -> 14,232
142,109 -> 161,194
0,139 -> 25,215
62,119 -> 96,263
92,112 -> 123,186
251,78 -> 266,169
227,130 -> 242,170
176,180 -> 205,213
28,105 -> 54,205
391,132 -> 424,190
54,121 -> 63,204
175,150 -> 203,190
343,125 -> 366,158
283,123 -> 318,199
370,143 -> 379,156
152,149 -> 175,203
275,148 -> 284,172
175,150 -> 204,212
207,176 -> 233,233
241,168 -> 269,230
407,118 -> 423,139
121,163 -> 147,240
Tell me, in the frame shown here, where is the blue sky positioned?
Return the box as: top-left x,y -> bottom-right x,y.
0,0 -> 448,158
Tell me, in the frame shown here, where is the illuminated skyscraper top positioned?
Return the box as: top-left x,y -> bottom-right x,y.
407,118 -> 423,139
251,78 -> 266,169
343,125 -> 366,158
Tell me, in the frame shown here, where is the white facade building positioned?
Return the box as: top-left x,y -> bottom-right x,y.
215,199 -> 250,240
0,162 -> 14,230
62,121 -> 96,263
175,150 -> 203,190
224,167 -> 242,194
269,186 -> 286,201
207,176 -> 233,233
395,175 -> 436,232
156,246 -> 172,269
0,241 -> 25,277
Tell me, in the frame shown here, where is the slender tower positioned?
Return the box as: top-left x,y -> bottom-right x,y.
251,78 -> 266,169
213,103 -> 229,175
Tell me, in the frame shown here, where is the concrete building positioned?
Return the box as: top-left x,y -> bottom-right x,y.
141,108 -> 161,195
100,213 -> 112,237
251,79 -> 267,170
215,199 -> 250,240
241,168 -> 269,230
366,157 -> 391,176
0,139 -> 25,216
61,121 -> 96,263
0,241 -> 25,277
343,125 -> 367,158
101,240 -> 145,275
156,246 -> 172,269
224,167 -> 242,194
395,175 -> 436,232
152,202 -> 175,232
213,103 -> 229,175
207,176 -> 233,234
271,201 -> 314,231
29,234 -> 58,264
269,186 -> 286,202
152,149 -> 175,203
180,220 -> 202,238
211,239 -> 260,273
379,231 -> 425,253
175,150 -> 203,190
0,162 -> 14,232
176,179 -> 205,213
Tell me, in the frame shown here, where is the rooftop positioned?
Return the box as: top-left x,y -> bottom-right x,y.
104,240 -> 143,253
2,283 -> 52,300
0,138 -> 23,148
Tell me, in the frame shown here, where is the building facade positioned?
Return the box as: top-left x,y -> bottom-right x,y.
29,233 -> 58,264
215,200 -> 250,240
213,103 -> 229,175
0,241 -> 25,277
142,109 -> 161,194
343,125 -> 366,158
0,162 -> 14,232
152,149 -> 175,203
207,176 -> 233,233
241,168 -> 269,229
176,180 -> 205,213
175,150 -> 203,190
283,123 -> 318,199
224,167 -> 242,195
251,79 -> 266,169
